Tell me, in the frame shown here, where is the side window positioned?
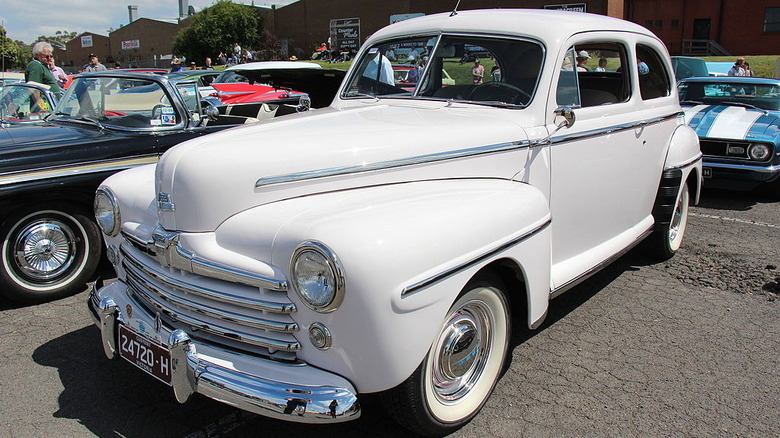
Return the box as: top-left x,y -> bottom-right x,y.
557,43 -> 630,108
556,48 -> 580,107
636,44 -> 672,100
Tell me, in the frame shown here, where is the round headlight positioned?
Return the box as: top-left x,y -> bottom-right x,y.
748,143 -> 771,161
94,187 -> 120,236
291,242 -> 345,312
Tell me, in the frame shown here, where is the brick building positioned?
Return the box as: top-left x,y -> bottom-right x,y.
626,0 -> 780,55
268,0 -> 627,58
61,33 -> 110,70
109,18 -> 187,68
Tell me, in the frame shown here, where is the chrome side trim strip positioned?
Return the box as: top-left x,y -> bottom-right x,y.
0,155 -> 159,187
550,228 -> 653,299
548,112 -> 682,146
121,246 -> 295,314
703,161 -> 780,173
401,218 -> 552,297
255,140 -> 530,188
665,153 -> 703,171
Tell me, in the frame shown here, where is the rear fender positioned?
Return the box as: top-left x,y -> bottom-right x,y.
663,123 -> 702,203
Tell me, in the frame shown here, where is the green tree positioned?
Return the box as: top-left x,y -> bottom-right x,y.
0,26 -> 24,70
173,0 -> 264,65
35,30 -> 78,50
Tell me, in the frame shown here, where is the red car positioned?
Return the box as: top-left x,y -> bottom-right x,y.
206,61 -> 346,114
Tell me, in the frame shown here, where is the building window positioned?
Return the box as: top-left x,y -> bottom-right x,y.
655,20 -> 663,30
671,19 -> 679,29
764,7 -> 780,32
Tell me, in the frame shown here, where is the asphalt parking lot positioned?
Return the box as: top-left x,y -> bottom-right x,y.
1,187 -> 778,438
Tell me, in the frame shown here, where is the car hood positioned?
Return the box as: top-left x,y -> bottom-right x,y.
0,121 -> 108,172
682,104 -> 780,141
155,102 -> 530,232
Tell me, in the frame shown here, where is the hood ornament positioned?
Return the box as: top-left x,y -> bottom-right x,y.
157,192 -> 175,212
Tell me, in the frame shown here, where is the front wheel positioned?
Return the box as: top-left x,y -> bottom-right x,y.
381,276 -> 511,437
0,204 -> 102,303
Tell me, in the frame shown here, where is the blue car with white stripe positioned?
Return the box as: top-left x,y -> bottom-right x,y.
678,76 -> 780,194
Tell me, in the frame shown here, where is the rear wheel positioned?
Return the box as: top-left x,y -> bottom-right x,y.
381,276 -> 511,437
647,182 -> 690,260
0,204 -> 101,303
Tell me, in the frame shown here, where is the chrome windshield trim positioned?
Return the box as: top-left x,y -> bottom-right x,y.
255,140 -> 530,188
665,153 -> 703,171
702,161 -> 780,173
401,218 -> 551,297
549,112 -> 682,146
0,154 -> 159,187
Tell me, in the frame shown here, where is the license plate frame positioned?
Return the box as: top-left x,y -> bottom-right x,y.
118,324 -> 173,386
703,167 -> 712,178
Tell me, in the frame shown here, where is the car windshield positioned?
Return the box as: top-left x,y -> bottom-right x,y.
0,84 -> 56,121
342,35 -> 543,108
51,76 -> 180,128
679,81 -> 780,111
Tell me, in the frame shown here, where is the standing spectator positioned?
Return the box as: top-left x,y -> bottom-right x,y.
728,57 -> 746,76
217,52 -> 227,65
47,55 -> 67,88
471,59 -> 485,85
204,57 -> 213,69
84,54 -> 107,72
743,61 -> 755,77
576,50 -> 590,71
232,42 -> 242,64
25,41 -> 62,97
114,61 -> 121,69
170,57 -> 184,72
594,57 -> 608,72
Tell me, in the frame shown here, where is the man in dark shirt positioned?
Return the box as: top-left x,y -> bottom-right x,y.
24,41 -> 62,98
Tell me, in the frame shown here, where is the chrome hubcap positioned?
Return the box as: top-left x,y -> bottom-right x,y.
432,301 -> 492,403
669,188 -> 688,242
13,220 -> 77,280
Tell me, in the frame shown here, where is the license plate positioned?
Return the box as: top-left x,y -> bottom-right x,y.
118,325 -> 172,385
703,167 -> 712,178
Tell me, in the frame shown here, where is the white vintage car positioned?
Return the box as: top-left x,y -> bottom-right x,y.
89,9 -> 701,436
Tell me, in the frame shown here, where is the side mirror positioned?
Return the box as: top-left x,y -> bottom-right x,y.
203,104 -> 219,121
554,106 -> 575,129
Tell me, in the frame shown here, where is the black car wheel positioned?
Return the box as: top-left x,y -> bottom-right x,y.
0,204 -> 101,303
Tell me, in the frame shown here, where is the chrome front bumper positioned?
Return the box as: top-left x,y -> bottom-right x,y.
88,280 -> 360,423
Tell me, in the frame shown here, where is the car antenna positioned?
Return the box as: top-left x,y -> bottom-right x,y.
450,0 -> 461,16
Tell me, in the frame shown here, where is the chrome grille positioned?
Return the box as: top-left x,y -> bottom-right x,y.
120,243 -> 301,357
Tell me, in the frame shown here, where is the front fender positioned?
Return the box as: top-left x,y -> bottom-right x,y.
216,178 -> 551,393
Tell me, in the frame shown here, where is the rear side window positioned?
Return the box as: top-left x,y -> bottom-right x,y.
556,42 -> 630,108
636,44 -> 672,100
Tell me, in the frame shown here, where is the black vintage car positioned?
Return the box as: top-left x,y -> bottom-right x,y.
0,71 -> 290,303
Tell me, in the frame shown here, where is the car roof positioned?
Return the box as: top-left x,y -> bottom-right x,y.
368,9 -> 655,45
226,61 -> 321,71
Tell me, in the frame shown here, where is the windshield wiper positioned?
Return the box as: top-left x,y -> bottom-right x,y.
54,113 -> 106,129
720,101 -> 768,114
